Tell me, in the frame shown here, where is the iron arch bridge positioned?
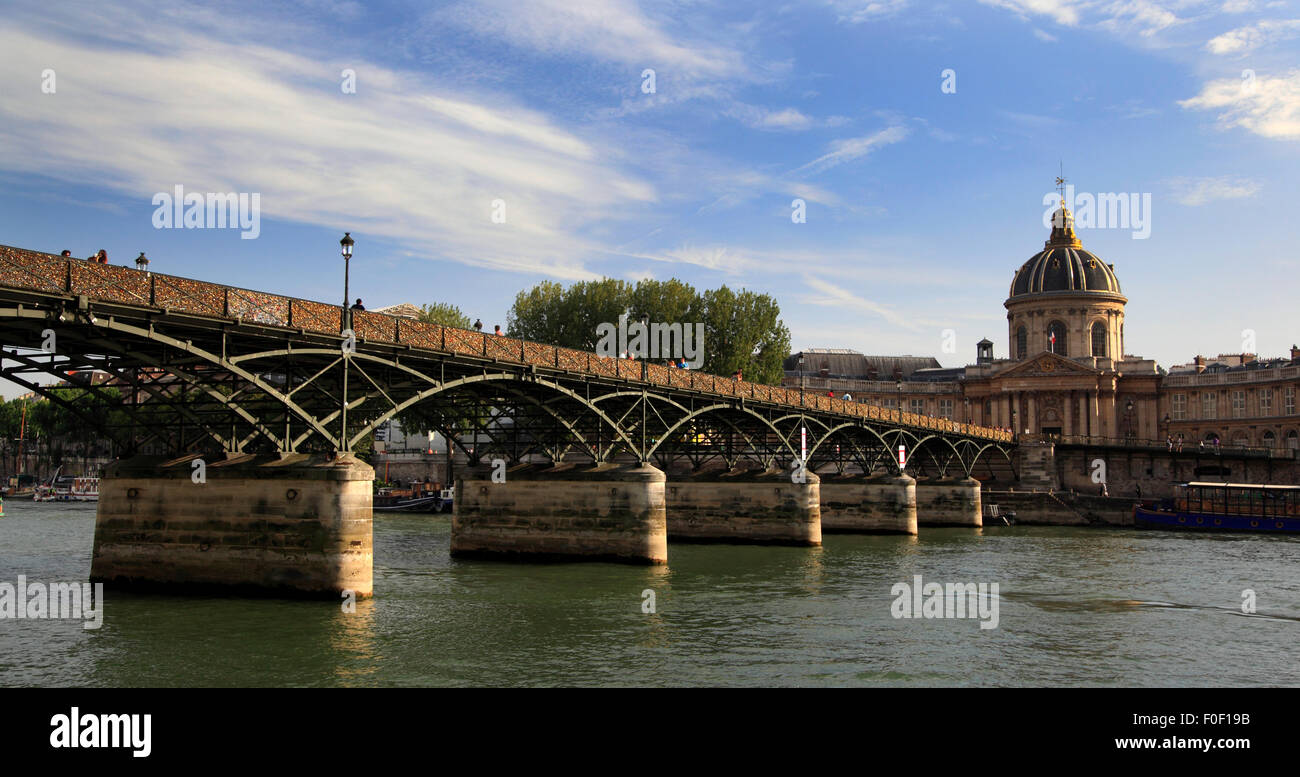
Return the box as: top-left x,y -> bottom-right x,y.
0,245 -> 1015,478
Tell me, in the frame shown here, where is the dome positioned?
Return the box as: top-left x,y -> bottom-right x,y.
1009,206 -> 1123,298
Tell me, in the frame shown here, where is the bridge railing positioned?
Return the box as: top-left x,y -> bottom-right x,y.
0,244 -> 1014,442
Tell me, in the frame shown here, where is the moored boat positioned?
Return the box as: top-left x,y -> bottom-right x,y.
1134,481 -> 1300,534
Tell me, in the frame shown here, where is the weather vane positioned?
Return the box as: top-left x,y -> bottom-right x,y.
1055,161 -> 1068,204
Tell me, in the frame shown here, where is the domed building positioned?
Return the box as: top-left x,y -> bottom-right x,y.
1006,204 -> 1126,363
783,187 -> 1300,485
960,202 -> 1161,441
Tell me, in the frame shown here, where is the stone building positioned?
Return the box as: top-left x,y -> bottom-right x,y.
784,202 -> 1300,452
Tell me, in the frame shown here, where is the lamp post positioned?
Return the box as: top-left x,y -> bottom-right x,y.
339,232 -> 354,453
1124,398 -> 1135,444
896,379 -> 903,415
340,232 -> 354,330
798,355 -> 805,398
1163,413 -> 1171,447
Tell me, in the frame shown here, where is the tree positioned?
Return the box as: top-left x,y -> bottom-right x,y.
700,286 -> 791,385
505,277 -> 791,384
417,302 -> 472,329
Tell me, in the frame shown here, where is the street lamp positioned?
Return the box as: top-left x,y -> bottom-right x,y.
340,232 -> 354,330
896,379 -> 903,414
338,232 -> 354,454
798,355 -> 805,397
1125,398 -> 1135,442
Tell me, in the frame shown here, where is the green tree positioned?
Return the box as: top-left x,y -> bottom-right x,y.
505,277 -> 791,384
417,302 -> 472,329
700,286 -> 791,385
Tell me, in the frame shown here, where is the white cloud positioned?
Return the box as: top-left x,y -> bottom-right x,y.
978,0 -> 1084,26
1180,69 -> 1300,139
800,277 -> 913,329
437,0 -> 748,80
1206,19 -> 1300,55
0,13 -> 662,281
790,126 -> 909,176
1167,176 -> 1261,205
1033,28 -> 1059,41
834,0 -> 912,23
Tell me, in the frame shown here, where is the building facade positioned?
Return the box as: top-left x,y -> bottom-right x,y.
784,202 -> 1300,451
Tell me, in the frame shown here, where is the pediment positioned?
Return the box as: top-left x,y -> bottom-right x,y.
995,351 -> 1100,379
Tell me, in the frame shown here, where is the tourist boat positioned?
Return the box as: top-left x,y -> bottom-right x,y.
32,469 -> 100,502
1134,481 -> 1300,533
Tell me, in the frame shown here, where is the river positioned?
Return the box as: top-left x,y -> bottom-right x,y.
1,500 -> 1297,686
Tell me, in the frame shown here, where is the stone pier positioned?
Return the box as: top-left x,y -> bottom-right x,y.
91,453 -> 374,598
452,462 -> 667,564
665,468 -> 821,546
915,476 -> 983,527
818,472 -> 917,535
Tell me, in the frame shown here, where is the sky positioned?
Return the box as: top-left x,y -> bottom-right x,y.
1,0 -> 1298,400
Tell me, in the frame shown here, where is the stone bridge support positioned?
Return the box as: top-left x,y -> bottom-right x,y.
91,453 -> 374,598
915,476 -> 983,527
452,462 -> 667,564
665,468 -> 821,546
819,472 -> 917,535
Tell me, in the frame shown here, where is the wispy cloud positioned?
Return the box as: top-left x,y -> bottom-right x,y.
1206,19 -> 1300,56
1167,176 -> 1261,205
0,9 -> 662,281
800,276 -> 913,329
790,125 -> 909,176
436,0 -> 749,80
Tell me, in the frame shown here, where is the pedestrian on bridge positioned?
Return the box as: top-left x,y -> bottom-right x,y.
351,299 -> 365,311
494,325 -> 503,336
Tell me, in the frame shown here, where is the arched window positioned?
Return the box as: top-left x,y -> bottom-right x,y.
1289,430 -> 1298,450
1091,322 -> 1107,358
1047,321 -> 1067,355
1263,430 -> 1276,448
1016,326 -> 1027,360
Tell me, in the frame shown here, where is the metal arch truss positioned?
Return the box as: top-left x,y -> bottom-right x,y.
0,299 -> 1016,475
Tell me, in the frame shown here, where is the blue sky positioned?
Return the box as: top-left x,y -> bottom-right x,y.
1,0 -> 1297,399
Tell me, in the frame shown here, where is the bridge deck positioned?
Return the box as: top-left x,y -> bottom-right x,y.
0,243 -> 1010,443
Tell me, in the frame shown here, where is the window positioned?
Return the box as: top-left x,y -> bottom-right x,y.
1263,430 -> 1276,448
883,398 -> 897,409
1171,393 -> 1187,421
1231,390 -> 1245,418
1287,386 -> 1296,416
1047,321 -> 1067,355
1290,430 -> 1299,450
910,398 -> 925,415
938,399 -> 953,419
1016,326 -> 1027,360
1260,388 -> 1273,416
1091,322 -> 1107,357
1202,391 -> 1217,420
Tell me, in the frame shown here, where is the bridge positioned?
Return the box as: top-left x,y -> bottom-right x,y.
0,243 -> 1016,597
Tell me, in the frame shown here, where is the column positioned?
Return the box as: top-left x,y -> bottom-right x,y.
915,476 -> 982,527
667,468 -> 821,545
453,462 -> 668,563
1064,390 -> 1074,437
820,472 -> 916,534
92,453 -> 374,598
